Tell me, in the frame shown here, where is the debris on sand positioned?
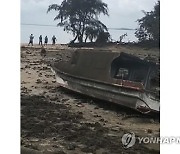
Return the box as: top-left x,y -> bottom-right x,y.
21,46 -> 160,153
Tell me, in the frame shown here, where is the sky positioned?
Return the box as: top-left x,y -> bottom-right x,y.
21,0 -> 158,44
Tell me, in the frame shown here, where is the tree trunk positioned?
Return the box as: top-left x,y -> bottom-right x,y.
85,35 -> 88,43
70,34 -> 78,44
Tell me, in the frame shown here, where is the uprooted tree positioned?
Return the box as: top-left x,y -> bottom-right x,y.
135,1 -> 160,46
47,0 -> 109,43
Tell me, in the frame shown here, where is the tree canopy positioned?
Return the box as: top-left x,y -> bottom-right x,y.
47,0 -> 109,43
135,1 -> 160,46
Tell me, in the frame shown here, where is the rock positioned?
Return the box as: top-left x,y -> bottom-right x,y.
38,73 -> 43,77
77,111 -> 83,115
93,114 -> 101,118
42,66 -> 48,70
52,137 -> 57,141
25,65 -> 30,69
99,118 -> 105,122
147,129 -> 153,134
94,122 -> 101,127
52,145 -> 59,148
44,75 -> 48,78
36,79 -> 42,84
42,91 -> 47,95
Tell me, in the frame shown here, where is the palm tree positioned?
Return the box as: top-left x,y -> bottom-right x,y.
47,0 -> 109,43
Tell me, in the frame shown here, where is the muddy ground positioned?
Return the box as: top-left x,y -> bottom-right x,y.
21,44 -> 160,154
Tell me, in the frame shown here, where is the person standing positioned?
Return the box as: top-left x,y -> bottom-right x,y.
28,34 -> 34,46
39,35 -> 42,45
44,36 -> 48,45
52,35 -> 57,45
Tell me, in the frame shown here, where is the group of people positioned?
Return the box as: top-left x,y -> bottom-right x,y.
28,34 -> 57,46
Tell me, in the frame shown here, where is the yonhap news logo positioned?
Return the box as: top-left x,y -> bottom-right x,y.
122,132 -> 180,148
121,132 -> 136,148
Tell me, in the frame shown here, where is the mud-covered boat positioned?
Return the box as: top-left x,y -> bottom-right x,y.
51,49 -> 160,114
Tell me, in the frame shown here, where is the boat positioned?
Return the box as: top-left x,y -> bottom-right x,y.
51,49 -> 160,114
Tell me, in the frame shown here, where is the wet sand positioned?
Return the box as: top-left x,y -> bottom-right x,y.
21,44 -> 160,154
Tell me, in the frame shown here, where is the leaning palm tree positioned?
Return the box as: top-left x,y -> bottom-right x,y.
47,0 -> 109,43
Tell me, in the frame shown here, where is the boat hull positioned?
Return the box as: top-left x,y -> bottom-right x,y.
52,68 -> 159,114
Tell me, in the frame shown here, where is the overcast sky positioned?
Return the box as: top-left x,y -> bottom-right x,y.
21,0 -> 157,44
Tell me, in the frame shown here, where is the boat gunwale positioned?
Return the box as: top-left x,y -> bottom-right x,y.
52,64 -> 145,92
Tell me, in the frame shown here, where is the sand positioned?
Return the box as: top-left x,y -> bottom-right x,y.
21,44 -> 160,154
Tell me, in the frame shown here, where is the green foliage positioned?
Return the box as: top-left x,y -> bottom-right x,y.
47,0 -> 109,43
135,1 -> 160,46
96,31 -> 111,43
85,18 -> 108,42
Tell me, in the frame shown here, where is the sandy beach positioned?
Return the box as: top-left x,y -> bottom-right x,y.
21,44 -> 160,154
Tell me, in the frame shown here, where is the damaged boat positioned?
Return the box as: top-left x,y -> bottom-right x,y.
51,49 -> 160,114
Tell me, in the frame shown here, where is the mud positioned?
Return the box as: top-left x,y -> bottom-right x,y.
21,45 -> 160,154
